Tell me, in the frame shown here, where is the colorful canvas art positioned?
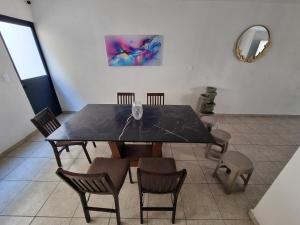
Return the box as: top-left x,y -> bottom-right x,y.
104,35 -> 162,66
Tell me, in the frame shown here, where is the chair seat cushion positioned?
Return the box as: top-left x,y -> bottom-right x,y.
87,158 -> 129,192
55,140 -> 85,147
138,157 -> 177,173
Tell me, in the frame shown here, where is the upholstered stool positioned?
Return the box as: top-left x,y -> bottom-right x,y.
213,151 -> 254,194
205,129 -> 231,160
200,116 -> 217,131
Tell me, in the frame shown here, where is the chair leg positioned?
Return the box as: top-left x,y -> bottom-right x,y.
172,194 -> 178,224
51,144 -> 62,167
114,196 -> 121,225
92,142 -> 96,148
80,193 -> 91,223
82,145 -> 92,164
139,193 -> 144,224
128,167 -> 134,184
65,146 -> 70,152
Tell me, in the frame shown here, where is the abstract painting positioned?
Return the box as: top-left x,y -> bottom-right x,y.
104,35 -> 162,66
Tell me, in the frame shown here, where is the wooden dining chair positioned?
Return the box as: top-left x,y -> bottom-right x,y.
147,93 -> 165,105
137,158 -> 187,224
56,157 -> 130,225
117,92 -> 135,104
31,107 -> 96,167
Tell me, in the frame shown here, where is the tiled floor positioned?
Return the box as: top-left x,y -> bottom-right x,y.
0,114 -> 299,225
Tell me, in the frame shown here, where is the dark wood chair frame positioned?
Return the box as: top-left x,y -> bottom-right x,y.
31,107 -> 96,167
137,168 -> 187,224
116,92 -> 136,184
56,168 -> 124,225
147,93 -> 165,105
117,92 -> 135,104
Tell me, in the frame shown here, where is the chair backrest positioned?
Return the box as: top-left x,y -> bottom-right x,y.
31,107 -> 61,137
56,168 -> 117,195
137,168 -> 186,194
147,93 -> 165,105
117,92 -> 135,104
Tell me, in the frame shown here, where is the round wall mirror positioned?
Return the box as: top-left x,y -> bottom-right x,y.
235,25 -> 271,63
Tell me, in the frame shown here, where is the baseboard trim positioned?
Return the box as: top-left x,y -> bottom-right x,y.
0,129 -> 39,158
249,209 -> 260,225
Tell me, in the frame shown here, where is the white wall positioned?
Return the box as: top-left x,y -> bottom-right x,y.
0,35 -> 35,154
0,0 -> 33,21
0,0 -> 35,153
252,146 -> 300,225
31,0 -> 300,114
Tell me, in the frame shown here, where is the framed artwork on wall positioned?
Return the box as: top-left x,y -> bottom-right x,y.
104,35 -> 162,66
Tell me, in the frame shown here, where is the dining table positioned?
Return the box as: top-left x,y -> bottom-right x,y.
47,104 -> 214,166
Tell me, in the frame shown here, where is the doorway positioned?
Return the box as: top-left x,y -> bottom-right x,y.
0,15 -> 61,115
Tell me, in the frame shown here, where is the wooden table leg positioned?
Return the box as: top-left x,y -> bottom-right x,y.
152,142 -> 163,157
108,141 -> 123,158
108,141 -> 163,160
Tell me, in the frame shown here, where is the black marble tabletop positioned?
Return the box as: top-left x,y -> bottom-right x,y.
47,104 -> 214,143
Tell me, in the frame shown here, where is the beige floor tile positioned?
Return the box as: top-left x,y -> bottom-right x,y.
0,216 -> 33,225
198,160 -> 219,184
187,220 -> 225,225
4,158 -> 69,181
34,158 -> 74,181
233,145 -> 270,162
254,161 -> 282,184
26,131 -> 45,142
38,182 -> 80,217
176,161 -> 206,183
0,181 -> 29,212
246,135 -> 275,145
214,195 -> 251,220
1,181 -> 58,216
125,167 -> 137,183
262,147 -> 296,162
244,185 -> 269,207
0,157 -> 25,179
224,220 -> 254,225
4,158 -> 47,180
26,142 -> 56,158
193,144 -> 208,161
162,143 -> 173,157
59,145 -> 85,159
209,184 -> 252,219
30,217 -> 71,225
273,161 -> 287,171
246,170 -> 265,185
171,144 -> 197,160
118,182 -> 144,219
280,134 -> 300,145
148,218 -> 186,225
109,218 -> 140,225
230,135 -> 251,145
147,194 -> 185,219
70,217 -> 109,225
78,142 -> 111,159
181,184 -> 221,219
68,158 -> 92,173
7,141 -> 49,158
73,194 -> 114,218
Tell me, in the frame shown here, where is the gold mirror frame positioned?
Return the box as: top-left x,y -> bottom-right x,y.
235,25 -> 271,63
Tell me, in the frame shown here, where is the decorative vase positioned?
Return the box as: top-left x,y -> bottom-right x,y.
132,101 -> 143,120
